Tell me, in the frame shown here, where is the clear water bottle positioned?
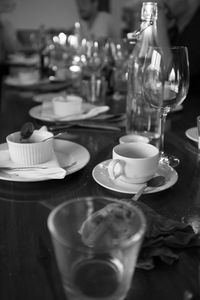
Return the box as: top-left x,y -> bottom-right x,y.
126,2 -> 161,145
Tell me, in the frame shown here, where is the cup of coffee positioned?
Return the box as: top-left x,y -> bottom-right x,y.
108,142 -> 159,184
119,134 -> 149,144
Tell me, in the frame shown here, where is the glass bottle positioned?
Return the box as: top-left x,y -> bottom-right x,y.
126,2 -> 161,145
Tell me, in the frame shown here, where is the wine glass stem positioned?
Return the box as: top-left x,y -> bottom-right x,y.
91,74 -> 96,103
159,110 -> 168,159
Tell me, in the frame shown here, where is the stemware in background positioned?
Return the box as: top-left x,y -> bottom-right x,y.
143,46 -> 190,167
39,30 -> 70,81
47,196 -> 146,300
112,40 -> 129,100
81,40 -> 105,103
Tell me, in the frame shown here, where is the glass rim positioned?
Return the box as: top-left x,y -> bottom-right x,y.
47,196 -> 147,250
147,45 -> 188,50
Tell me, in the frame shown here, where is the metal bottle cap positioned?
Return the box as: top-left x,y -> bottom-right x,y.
141,2 -> 158,21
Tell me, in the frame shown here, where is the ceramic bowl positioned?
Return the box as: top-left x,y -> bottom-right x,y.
18,68 -> 39,85
52,95 -> 83,117
6,130 -> 54,165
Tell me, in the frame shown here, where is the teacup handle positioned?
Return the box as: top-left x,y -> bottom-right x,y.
107,159 -> 125,180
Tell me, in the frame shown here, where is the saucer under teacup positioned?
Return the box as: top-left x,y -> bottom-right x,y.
92,160 -> 178,194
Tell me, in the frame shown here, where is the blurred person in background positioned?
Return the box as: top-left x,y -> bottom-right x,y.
0,0 -> 20,65
0,0 -> 21,104
75,0 -> 119,42
121,0 -> 140,39
166,0 -> 200,90
121,0 -> 200,90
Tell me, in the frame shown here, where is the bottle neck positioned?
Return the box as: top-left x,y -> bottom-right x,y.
134,19 -> 158,56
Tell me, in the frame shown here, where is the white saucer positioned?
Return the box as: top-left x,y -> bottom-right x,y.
92,160 -> 178,194
185,127 -> 198,143
0,140 -> 90,182
29,103 -> 109,122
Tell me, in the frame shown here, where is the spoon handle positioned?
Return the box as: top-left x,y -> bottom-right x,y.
132,184 -> 147,201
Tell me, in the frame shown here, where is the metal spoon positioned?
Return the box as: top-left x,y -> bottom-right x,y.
42,132 -> 63,142
20,122 -> 34,141
132,175 -> 165,201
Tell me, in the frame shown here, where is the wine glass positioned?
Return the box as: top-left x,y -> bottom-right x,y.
82,40 -> 105,102
111,40 -> 129,100
143,46 -> 190,167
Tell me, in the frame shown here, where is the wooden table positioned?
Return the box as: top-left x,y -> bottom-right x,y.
0,85 -> 200,300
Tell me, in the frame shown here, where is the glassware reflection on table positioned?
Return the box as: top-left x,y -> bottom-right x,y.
143,46 -> 190,167
47,196 -> 146,300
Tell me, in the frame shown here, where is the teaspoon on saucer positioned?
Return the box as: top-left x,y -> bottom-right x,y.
132,176 -> 165,201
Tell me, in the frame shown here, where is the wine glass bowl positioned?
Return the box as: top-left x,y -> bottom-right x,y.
82,40 -> 104,76
143,46 -> 190,167
111,40 -> 129,100
80,40 -> 105,103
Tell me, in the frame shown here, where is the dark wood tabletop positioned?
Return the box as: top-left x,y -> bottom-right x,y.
0,84 -> 200,300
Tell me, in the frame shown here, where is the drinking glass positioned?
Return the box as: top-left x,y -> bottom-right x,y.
143,46 -> 190,167
112,40 -> 129,100
47,196 -> 146,300
82,40 -> 105,102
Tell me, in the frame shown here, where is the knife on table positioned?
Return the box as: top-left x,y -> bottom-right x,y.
49,122 -> 121,131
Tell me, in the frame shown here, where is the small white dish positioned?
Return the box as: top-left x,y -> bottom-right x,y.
92,160 -> 178,194
6,130 -> 54,165
185,127 -> 198,143
29,103 -> 109,122
52,95 -> 83,117
119,134 -> 149,144
0,140 -> 90,182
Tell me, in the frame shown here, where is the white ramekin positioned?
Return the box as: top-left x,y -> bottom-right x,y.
6,130 -> 54,165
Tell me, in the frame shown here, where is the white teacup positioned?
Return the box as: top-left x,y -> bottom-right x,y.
108,142 -> 159,184
119,134 -> 149,144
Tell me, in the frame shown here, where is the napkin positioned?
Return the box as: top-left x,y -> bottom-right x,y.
135,202 -> 200,270
0,147 -> 67,180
